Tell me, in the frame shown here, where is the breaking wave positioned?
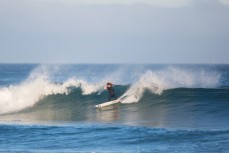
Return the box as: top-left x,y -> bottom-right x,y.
0,65 -> 221,114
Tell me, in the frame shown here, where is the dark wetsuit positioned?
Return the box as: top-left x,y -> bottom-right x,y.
107,86 -> 117,101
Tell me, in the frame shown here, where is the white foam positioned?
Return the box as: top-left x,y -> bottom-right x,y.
0,66 -> 103,114
120,66 -> 220,103
66,78 -> 102,95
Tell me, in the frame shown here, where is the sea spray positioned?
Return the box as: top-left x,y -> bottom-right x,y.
0,66 -> 104,114
120,66 -> 220,103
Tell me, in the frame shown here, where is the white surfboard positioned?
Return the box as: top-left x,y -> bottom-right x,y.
95,99 -> 121,109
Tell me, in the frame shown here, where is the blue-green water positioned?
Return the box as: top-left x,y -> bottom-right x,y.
0,64 -> 229,152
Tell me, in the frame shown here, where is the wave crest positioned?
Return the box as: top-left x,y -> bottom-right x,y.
0,66 -> 104,114
120,67 -> 220,103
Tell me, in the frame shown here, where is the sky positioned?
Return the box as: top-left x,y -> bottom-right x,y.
0,0 -> 229,64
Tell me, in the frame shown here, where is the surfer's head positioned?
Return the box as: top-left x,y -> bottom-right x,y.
107,82 -> 113,87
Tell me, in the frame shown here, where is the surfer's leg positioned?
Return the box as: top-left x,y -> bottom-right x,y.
108,93 -> 112,101
112,94 -> 117,100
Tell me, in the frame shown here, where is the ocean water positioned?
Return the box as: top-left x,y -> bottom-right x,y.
0,64 -> 229,152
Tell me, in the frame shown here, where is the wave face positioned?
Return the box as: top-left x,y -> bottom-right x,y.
0,64 -> 229,129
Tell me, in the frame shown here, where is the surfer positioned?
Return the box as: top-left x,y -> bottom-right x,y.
105,82 -> 117,101
95,82 -> 120,108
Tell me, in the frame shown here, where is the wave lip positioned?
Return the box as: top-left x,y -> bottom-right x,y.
0,75 -> 103,115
